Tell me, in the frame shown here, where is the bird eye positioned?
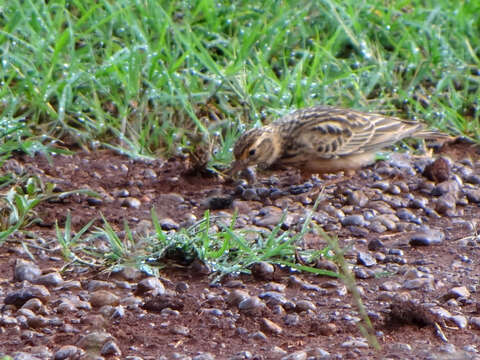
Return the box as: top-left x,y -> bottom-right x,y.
248,149 -> 256,156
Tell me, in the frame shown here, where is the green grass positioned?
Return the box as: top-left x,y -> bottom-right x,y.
56,200 -> 338,280
0,174 -> 97,244
1,0 -> 479,166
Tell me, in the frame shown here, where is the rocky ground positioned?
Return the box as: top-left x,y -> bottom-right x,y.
1,139 -> 480,360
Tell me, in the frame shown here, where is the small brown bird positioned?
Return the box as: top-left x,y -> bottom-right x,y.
229,105 -> 438,178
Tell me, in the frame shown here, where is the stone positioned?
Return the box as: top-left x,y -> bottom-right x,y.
447,286 -> 470,299
204,196 -> 233,210
89,290 -> 119,308
367,239 -> 385,251
4,285 -> 50,307
346,190 -> 368,207
261,318 -> 282,335
250,262 -> 274,280
192,354 -> 215,360
14,259 -> 42,282
357,251 -> 377,267
465,188 -> 480,203
159,218 -> 179,231
254,206 -> 283,228
135,277 -> 165,296
100,340 -> 121,356
87,280 -> 115,292
450,315 -> 468,329
238,296 -> 265,311
403,278 -> 434,290
410,229 -> 445,246
34,272 -> 64,287
380,281 -> 401,291
122,197 -> 141,208
76,331 -> 114,352
21,298 -> 44,313
258,291 -> 288,306
242,188 -> 258,201
341,214 -> 367,227
435,194 -> 456,215
470,317 -> 480,329
341,338 -> 369,348
280,351 -> 307,360
423,157 -> 450,182
295,300 -> 316,312
226,290 -> 250,307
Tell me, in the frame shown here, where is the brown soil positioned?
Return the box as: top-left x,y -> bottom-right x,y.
1,141 -> 480,359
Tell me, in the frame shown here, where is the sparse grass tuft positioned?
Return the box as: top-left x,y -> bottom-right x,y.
324,228 -> 381,350
55,196 -> 338,280
0,175 -> 97,244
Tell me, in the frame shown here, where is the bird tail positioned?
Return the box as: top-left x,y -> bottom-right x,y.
414,130 -> 453,140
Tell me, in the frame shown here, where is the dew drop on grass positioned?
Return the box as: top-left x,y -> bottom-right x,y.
91,140 -> 101,149
362,50 -> 372,60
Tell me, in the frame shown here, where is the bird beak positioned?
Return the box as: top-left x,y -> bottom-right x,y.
226,160 -> 247,177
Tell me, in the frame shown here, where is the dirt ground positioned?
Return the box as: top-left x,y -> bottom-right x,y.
1,140 -> 480,359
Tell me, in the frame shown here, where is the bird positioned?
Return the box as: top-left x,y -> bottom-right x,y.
228,105 -> 441,179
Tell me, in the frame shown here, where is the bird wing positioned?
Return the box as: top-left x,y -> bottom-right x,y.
276,106 -> 424,160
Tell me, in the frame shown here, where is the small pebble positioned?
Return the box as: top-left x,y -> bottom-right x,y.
410,229 -> 445,246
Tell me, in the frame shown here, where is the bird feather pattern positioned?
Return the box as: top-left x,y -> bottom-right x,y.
228,105 -> 445,177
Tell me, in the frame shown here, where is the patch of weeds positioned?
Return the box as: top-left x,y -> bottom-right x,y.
148,195 -> 339,281
78,195 -> 338,280
55,210 -> 96,267
0,175 -> 97,244
0,176 -> 50,242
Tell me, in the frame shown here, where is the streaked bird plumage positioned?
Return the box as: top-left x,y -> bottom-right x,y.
229,105 -> 438,176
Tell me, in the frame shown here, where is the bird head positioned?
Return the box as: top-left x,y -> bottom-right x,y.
228,126 -> 281,175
